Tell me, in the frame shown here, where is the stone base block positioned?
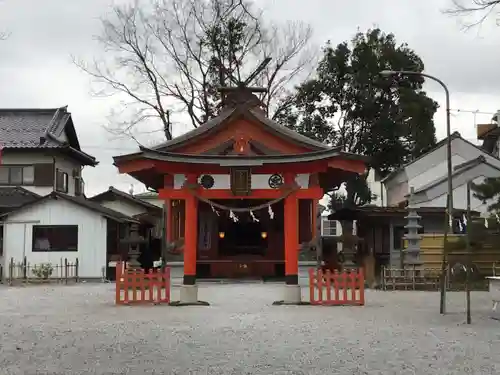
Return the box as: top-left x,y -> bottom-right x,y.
272,284 -> 304,306
169,285 -> 210,306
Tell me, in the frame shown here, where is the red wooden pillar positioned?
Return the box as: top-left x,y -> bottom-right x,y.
164,199 -> 171,242
284,173 -> 299,285
183,175 -> 198,285
163,175 -> 173,244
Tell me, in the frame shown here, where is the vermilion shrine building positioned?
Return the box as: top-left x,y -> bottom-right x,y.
113,87 -> 368,304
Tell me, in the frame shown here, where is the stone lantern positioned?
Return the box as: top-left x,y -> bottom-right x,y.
403,187 -> 423,268
120,223 -> 148,271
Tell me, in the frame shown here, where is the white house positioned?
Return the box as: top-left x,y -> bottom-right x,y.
89,186 -> 163,239
1,192 -> 139,278
381,131 -> 500,215
134,191 -> 164,208
0,107 -> 140,280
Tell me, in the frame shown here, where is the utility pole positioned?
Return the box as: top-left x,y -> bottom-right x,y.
465,181 -> 472,324
380,70 -> 452,314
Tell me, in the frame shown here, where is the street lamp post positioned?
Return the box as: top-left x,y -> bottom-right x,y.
380,70 -> 452,315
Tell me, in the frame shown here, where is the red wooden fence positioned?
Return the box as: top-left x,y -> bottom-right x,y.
115,262 -> 171,305
309,268 -> 365,306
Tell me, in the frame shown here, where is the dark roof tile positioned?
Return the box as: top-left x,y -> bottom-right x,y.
0,108 -> 67,149
0,187 -> 41,208
89,186 -> 162,213
0,192 -> 139,223
149,106 -> 329,152
0,107 -> 98,166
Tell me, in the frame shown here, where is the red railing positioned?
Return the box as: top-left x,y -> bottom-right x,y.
115,262 -> 171,305
309,268 -> 365,306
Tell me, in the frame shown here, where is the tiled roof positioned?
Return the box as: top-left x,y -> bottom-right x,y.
57,193 -> 140,223
0,107 -> 98,166
0,192 -> 140,223
149,105 -> 329,152
89,186 -> 162,213
0,108 -> 65,148
134,191 -> 159,198
0,187 -> 40,208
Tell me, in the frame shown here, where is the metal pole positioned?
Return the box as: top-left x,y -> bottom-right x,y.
380,70 -> 453,314
440,82 -> 452,315
465,181 -> 471,324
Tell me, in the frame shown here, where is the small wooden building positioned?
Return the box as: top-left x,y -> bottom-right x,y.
113,86 -> 368,304
328,205 -> 472,279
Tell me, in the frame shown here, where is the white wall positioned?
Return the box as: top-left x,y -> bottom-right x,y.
365,168 -> 386,206
0,153 -> 84,196
386,137 -> 500,206
408,154 -> 467,191
415,176 -> 493,216
55,157 -> 82,196
2,198 -> 107,278
173,173 -> 310,189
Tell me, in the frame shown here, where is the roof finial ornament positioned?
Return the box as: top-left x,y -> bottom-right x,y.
214,57 -> 272,110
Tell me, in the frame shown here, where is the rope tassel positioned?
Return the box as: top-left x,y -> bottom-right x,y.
229,210 -> 239,222
268,205 -> 274,220
211,204 -> 220,216
250,210 -> 259,222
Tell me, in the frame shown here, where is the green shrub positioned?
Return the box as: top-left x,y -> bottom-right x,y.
32,263 -> 54,279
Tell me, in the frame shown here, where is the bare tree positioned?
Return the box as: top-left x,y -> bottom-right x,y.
75,0 -> 314,140
444,0 -> 500,29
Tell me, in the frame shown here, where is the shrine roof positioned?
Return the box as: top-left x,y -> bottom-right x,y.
113,145 -> 369,166
150,106 -> 329,152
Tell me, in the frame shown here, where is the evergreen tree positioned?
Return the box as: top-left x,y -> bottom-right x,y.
472,177 -> 500,212
276,28 -> 438,207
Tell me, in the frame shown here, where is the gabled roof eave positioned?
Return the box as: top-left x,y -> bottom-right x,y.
124,146 -> 369,166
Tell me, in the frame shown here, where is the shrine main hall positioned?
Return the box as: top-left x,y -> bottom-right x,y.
113,87 -> 368,305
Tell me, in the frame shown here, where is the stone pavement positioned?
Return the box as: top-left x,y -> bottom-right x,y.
0,283 -> 499,374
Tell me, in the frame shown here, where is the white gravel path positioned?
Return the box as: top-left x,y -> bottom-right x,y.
1,283 -> 499,375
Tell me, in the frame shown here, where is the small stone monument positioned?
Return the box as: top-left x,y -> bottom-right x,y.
403,187 -> 423,268
120,223 -> 147,271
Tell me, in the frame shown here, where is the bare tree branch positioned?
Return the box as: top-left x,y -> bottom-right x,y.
75,0 -> 315,140
444,0 -> 500,30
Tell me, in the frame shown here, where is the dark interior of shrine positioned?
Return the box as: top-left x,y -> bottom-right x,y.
218,219 -> 267,256
194,199 -> 285,279
216,200 -> 266,256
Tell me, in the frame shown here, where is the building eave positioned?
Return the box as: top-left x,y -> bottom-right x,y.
114,146 -> 369,167
89,186 -> 161,213
381,131 -> 462,184
0,192 -> 139,224
148,106 -> 330,152
411,157 -> 500,196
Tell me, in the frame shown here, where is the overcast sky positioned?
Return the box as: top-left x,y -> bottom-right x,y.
0,0 -> 499,196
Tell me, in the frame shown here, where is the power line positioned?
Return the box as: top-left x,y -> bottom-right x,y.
450,109 -> 496,115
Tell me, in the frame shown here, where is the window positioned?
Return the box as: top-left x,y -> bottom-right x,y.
55,169 -> 68,193
321,219 -> 337,237
0,165 -> 35,185
32,225 -> 78,252
75,177 -> 84,196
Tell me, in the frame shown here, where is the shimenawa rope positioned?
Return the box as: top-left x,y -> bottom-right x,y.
185,184 -> 299,213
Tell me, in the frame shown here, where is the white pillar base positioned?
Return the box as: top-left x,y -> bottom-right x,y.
283,284 -> 302,304
180,284 -> 198,304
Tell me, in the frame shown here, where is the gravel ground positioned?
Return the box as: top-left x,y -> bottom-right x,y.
1,283 -> 499,375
